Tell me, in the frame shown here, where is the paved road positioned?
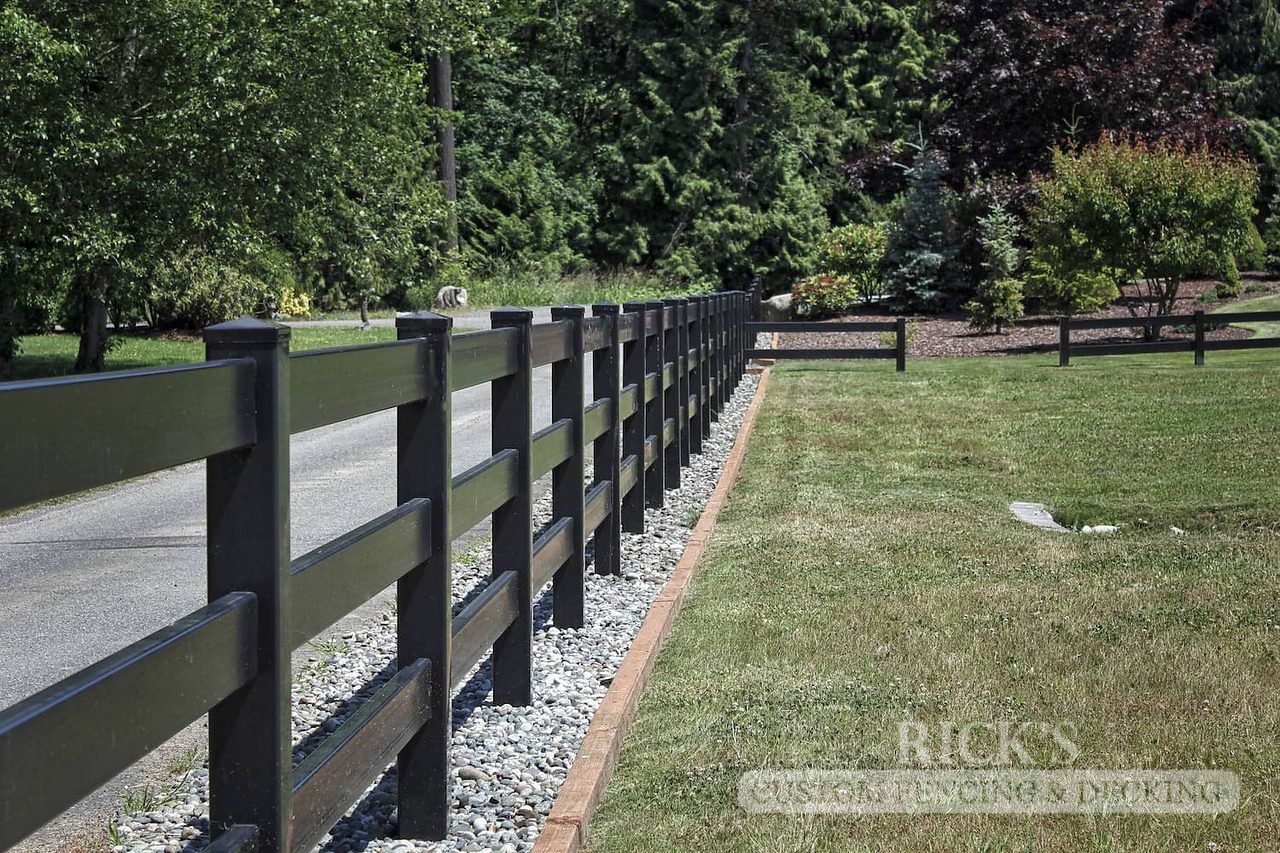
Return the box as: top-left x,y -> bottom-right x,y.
0,306 -> 594,710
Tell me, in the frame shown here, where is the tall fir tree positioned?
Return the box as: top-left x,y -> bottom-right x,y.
884,140 -> 960,311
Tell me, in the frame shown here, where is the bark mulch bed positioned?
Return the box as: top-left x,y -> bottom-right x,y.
778,276 -> 1280,359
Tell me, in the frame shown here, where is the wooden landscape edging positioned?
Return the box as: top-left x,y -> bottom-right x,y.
532,364 -> 773,853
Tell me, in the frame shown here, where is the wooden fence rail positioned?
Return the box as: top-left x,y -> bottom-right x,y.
0,292 -> 750,852
745,319 -> 908,371
1059,309 -> 1280,366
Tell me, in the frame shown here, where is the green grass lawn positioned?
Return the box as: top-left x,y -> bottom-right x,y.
1215,292 -> 1280,338
6,326 -> 403,382
588,351 -> 1280,852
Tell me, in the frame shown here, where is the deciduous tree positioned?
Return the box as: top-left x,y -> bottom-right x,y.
1028,138 -> 1257,335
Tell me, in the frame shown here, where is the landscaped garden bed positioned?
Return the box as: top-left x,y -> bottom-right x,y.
779,277 -> 1280,359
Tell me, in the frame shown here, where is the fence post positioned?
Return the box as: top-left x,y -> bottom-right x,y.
735,291 -> 745,386
708,295 -> 722,422
697,296 -> 712,441
662,297 -> 682,488
751,276 -> 763,322
592,303 -> 623,574
551,305 -> 586,626
722,293 -> 731,406
644,300 -> 666,507
732,290 -> 742,386
1194,309 -> 1206,367
1059,316 -> 1071,367
686,297 -> 704,456
490,308 -> 534,705
676,297 -> 692,466
394,311 -> 453,839
895,316 -> 907,373
204,319 -> 292,852
621,302 -> 647,530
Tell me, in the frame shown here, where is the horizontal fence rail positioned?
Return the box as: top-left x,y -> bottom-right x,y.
0,291 -> 753,852
1058,309 -> 1280,366
745,318 -> 907,371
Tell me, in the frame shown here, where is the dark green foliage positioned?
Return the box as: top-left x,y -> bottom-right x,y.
884,142 -> 961,311
481,0 -> 952,289
454,2 -> 606,274
1264,190 -> 1280,270
964,204 -> 1024,333
1237,221 -> 1268,271
0,0 -> 466,370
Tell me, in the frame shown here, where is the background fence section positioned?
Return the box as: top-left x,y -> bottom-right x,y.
746,319 -> 907,371
0,293 -> 750,852
1059,309 -> 1280,365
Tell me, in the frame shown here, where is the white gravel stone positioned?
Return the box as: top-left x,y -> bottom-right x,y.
1008,501 -> 1070,533
111,350 -> 763,853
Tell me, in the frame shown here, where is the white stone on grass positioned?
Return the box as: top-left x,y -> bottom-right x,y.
1008,501 -> 1069,533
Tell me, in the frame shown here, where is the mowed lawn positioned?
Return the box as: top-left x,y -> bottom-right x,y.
6,326 -> 402,381
588,351 -> 1280,852
1217,292 -> 1280,338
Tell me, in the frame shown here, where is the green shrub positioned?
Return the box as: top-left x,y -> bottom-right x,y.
15,287 -> 61,335
1265,190 -> 1280,272
1027,138 -> 1257,324
1216,255 -> 1243,298
149,252 -> 272,329
1237,221 -> 1267,271
876,318 -> 918,349
814,223 -> 889,304
965,279 -> 1023,333
964,204 -> 1025,333
792,275 -> 860,318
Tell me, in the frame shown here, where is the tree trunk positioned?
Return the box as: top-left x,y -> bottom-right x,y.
359,294 -> 370,327
0,273 -> 15,379
733,20 -> 755,201
74,267 -> 109,373
429,45 -> 458,253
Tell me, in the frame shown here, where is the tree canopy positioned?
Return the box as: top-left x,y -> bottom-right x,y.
3,0 -> 1280,372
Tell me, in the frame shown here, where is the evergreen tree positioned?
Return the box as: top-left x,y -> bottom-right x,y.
590,0 -> 944,290
964,204 -> 1024,333
884,140 -> 960,311
1183,0 -> 1280,218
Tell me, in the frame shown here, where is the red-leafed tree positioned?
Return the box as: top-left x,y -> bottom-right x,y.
934,0 -> 1236,182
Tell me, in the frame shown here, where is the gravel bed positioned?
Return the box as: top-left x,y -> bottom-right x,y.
108,362 -> 762,853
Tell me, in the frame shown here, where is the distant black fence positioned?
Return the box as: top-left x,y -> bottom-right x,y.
1059,309 -> 1280,366
0,292 -> 751,852
745,319 -> 907,372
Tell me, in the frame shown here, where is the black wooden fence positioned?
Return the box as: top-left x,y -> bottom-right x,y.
0,292 -> 751,852
745,320 -> 907,371
1059,309 -> 1280,365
